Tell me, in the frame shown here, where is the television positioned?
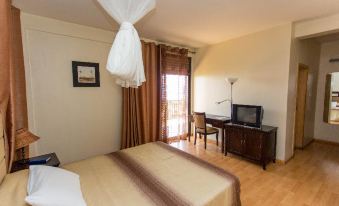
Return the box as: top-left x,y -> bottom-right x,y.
232,104 -> 264,128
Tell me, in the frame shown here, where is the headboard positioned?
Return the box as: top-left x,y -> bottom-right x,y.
0,111 -> 6,183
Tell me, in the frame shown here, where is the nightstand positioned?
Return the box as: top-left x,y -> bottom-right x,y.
11,153 -> 60,173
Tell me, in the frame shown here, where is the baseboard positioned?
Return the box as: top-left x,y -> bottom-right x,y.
303,139 -> 314,148
275,159 -> 285,165
294,139 -> 314,150
314,139 -> 339,147
275,155 -> 294,165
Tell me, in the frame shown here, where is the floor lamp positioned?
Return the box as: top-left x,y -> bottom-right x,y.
215,77 -> 238,119
227,77 -> 238,120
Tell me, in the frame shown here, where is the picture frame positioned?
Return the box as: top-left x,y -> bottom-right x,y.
72,61 -> 100,87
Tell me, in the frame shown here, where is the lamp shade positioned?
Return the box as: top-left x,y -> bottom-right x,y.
15,128 -> 40,150
227,77 -> 238,84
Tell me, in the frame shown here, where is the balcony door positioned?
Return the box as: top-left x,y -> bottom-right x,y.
159,44 -> 191,143
166,74 -> 190,139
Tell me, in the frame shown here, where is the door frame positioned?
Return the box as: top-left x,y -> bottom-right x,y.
293,63 -> 309,149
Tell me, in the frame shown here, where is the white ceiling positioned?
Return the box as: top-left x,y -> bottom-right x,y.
12,0 -> 339,48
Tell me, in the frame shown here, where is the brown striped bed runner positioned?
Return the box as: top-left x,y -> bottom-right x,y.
109,142 -> 241,206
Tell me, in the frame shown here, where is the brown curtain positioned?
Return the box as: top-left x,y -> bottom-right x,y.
0,3 -> 29,172
0,0 -> 12,171
121,41 -> 160,149
159,45 -> 190,143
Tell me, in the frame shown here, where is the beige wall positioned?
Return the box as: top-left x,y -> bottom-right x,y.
193,24 -> 293,161
314,40 -> 339,143
21,13 -> 122,164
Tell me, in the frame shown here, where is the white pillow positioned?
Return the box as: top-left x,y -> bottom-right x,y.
26,165 -> 87,206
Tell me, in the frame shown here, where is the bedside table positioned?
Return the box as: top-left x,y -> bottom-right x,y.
11,153 -> 60,173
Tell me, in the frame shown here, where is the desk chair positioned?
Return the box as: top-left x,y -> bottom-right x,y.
193,112 -> 219,149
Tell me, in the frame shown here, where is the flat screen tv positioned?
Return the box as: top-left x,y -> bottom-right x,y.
232,104 -> 263,128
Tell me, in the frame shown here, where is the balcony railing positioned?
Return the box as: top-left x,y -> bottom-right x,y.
166,100 -> 188,138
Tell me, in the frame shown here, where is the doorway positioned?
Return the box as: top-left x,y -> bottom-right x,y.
166,74 -> 189,138
161,58 -> 192,142
294,64 -> 309,148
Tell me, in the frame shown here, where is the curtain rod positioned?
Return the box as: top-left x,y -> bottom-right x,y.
100,28 -> 197,54
330,58 -> 339,63
141,38 -> 196,54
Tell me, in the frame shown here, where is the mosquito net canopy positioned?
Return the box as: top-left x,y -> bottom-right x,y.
97,0 -> 156,88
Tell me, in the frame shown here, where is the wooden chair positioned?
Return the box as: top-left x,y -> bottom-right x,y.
193,112 -> 219,149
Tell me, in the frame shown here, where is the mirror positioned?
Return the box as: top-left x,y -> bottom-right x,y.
324,72 -> 339,124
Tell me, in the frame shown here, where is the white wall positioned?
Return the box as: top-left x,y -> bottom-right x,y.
314,40 -> 339,143
22,13 -> 122,164
193,24 -> 293,161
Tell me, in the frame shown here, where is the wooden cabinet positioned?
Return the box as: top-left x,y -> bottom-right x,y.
225,123 -> 277,170
227,126 -> 243,155
243,130 -> 263,161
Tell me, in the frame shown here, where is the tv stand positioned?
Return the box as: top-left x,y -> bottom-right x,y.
224,123 -> 277,170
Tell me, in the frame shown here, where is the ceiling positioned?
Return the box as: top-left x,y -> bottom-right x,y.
12,0 -> 339,48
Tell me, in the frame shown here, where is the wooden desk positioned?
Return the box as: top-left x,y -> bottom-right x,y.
189,114 -> 231,152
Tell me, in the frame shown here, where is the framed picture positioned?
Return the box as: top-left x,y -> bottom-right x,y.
72,61 -> 100,87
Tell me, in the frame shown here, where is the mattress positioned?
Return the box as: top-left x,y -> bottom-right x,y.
0,142 -> 241,206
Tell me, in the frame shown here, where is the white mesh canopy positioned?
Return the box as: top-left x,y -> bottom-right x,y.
97,0 -> 156,88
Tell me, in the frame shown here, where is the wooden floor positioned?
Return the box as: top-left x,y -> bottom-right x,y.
170,139 -> 339,206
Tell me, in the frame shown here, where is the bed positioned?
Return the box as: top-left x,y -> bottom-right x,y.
0,114 -> 241,206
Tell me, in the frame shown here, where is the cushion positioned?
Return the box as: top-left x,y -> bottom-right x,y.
196,126 -> 219,134
26,166 -> 87,206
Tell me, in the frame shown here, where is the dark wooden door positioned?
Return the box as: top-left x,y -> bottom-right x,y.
243,130 -> 263,161
226,127 -> 243,155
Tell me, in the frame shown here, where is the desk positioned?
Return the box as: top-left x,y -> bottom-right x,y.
189,114 -> 231,152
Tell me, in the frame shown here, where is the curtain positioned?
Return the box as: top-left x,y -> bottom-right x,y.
0,0 -> 12,171
121,41 -> 160,149
159,45 -> 190,143
97,0 -> 156,88
0,3 -> 29,172
10,7 -> 30,162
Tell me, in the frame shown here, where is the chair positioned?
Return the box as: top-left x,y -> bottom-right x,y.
193,112 -> 219,149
